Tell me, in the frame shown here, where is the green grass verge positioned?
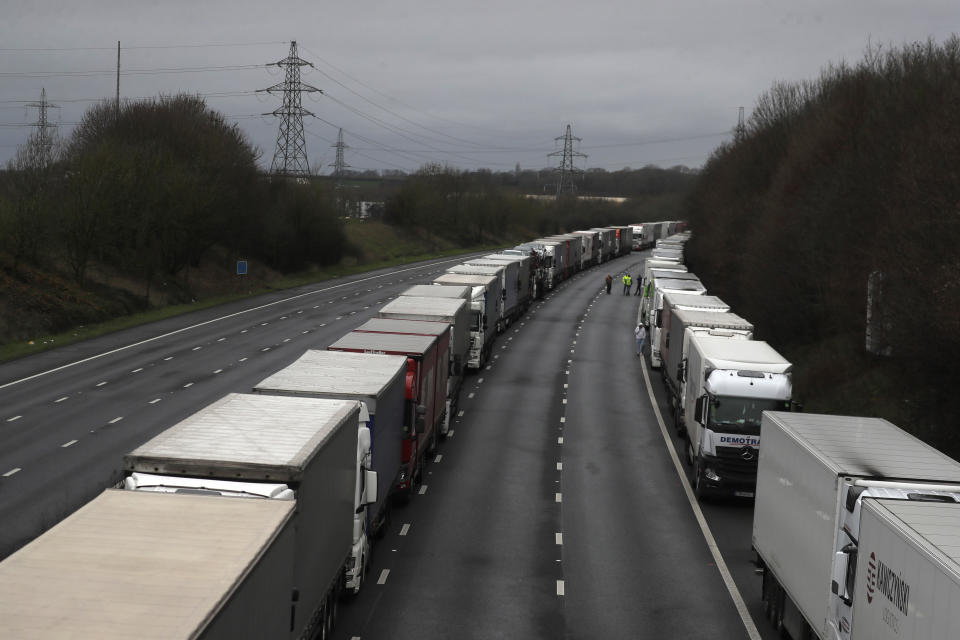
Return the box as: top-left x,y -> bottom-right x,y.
0,244 -> 502,365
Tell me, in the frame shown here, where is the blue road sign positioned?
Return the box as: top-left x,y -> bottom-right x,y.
237,260 -> 248,275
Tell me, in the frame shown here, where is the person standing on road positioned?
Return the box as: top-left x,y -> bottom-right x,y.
635,324 -> 646,356
622,273 -> 632,295
635,275 -> 643,295
605,274 -> 612,294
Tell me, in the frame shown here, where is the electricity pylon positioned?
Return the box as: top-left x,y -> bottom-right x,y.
260,41 -> 322,178
330,128 -> 350,182
548,124 -> 587,197
23,88 -> 59,168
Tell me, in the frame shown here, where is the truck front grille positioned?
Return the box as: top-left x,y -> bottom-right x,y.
714,446 -> 759,480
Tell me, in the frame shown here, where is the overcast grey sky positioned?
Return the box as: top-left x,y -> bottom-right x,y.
1,1 -> 956,174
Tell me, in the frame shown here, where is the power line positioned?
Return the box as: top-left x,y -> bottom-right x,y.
0,64 -> 266,79
0,41 -> 287,52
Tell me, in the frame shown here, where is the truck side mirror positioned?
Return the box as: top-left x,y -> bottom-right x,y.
695,395 -> 707,424
678,359 -> 686,383
665,332 -> 670,348
655,311 -> 662,328
415,404 -> 427,433
363,470 -> 378,506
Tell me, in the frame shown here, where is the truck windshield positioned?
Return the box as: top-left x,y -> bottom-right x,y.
708,396 -> 789,435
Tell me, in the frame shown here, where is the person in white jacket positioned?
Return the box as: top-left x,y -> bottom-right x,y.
635,324 -> 646,356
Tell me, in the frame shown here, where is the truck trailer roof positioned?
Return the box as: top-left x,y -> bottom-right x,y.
664,293 -> 728,310
0,489 -> 294,640
329,330 -> 436,356
125,393 -> 359,481
355,318 -> 448,337
762,412 -> 960,481
253,349 -> 406,399
379,295 -> 466,320
433,273 -> 498,288
865,499 -> 960,583
673,309 -> 753,331
402,284 -> 470,300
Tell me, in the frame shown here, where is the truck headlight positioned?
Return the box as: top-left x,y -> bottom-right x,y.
704,467 -> 720,482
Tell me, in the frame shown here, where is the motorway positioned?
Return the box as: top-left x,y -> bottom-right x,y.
0,250 -> 778,639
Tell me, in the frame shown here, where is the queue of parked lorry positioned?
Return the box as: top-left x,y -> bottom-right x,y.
0,222 -> 675,640
645,233 -> 960,639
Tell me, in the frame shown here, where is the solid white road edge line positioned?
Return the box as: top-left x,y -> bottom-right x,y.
0,257 -> 475,391
639,357 -> 762,640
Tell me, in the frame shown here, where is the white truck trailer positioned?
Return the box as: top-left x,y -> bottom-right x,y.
446,263 -> 509,331
753,412 -> 960,640
433,272 -> 500,367
0,489 -> 296,639
482,253 -> 534,306
123,393 -> 360,640
572,230 -> 600,267
682,335 -> 792,499
251,349 -> 405,592
647,277 -> 707,366
465,258 -> 527,325
591,227 -> 617,262
380,294 -> 469,379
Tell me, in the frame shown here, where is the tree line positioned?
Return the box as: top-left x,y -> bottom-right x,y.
683,37 -> 960,455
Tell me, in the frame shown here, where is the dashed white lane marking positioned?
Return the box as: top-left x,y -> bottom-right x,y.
261,347 -> 271,352
55,397 -> 68,403
419,485 -> 428,495
556,533 -> 563,545
261,322 -> 268,326
494,355 -> 500,359
283,338 -> 291,343
239,357 -> 248,362
164,356 -> 174,360
557,580 -> 565,596
217,338 -> 225,342
564,383 -> 568,389
61,439 -> 77,448
6,415 -> 21,422
280,316 -> 287,320
448,430 -> 454,437
108,416 -> 123,424
485,365 -> 492,370
192,346 -> 202,351
149,398 -> 161,404
377,570 -> 390,585
556,462 -> 563,471
302,330 -> 309,334
336,316 -> 343,320
241,329 -> 249,333
468,392 -> 475,399
555,493 -> 562,503
478,377 -> 484,383
3,468 -> 21,477
434,454 -> 443,463
364,306 -> 370,310
213,369 -> 223,374
183,382 -> 194,388
319,323 -> 326,327
96,381 -> 108,387
560,417 -> 566,423
639,357 -> 762,640
132,367 -> 143,373
558,437 -> 564,444
400,523 -> 411,536
1,260 -> 469,393
457,410 -> 464,417
562,399 -> 567,405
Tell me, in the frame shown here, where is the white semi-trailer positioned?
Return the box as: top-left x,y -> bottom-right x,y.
464,258 -> 527,324
446,263 -> 509,331
433,272 -> 500,367
647,277 -> 707,366
0,489 -> 296,639
753,412 -> 960,640
682,335 -> 792,498
252,349 -> 406,591
482,253 -> 534,306
124,393 -> 360,639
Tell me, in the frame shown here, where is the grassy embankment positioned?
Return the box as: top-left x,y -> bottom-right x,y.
0,220 -> 503,363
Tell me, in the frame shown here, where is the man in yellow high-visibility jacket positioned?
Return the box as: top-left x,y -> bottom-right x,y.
622,273 -> 632,295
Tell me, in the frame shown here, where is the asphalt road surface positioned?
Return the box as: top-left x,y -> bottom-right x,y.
0,250 -> 779,640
